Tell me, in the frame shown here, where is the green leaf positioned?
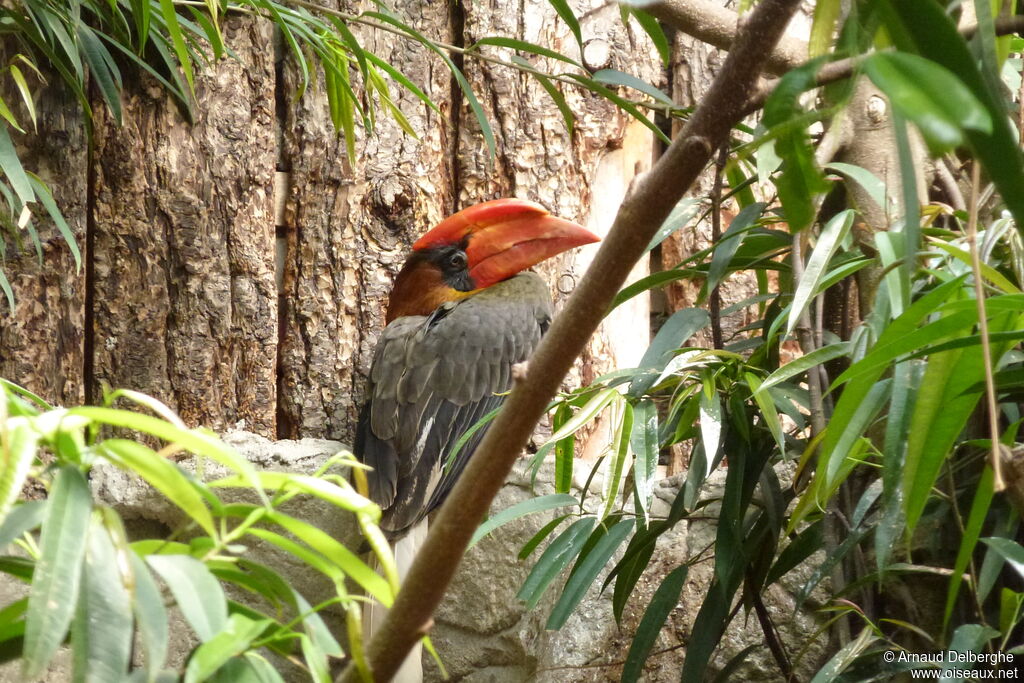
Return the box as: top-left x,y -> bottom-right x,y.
808,628 -> 877,682
880,1 -> 1024,228
944,467 -> 994,633
0,501 -> 45,549
26,174 -> 80,270
100,439 -> 216,537
565,73 -> 670,145
864,52 -> 991,153
622,564 -> 688,681
74,512 -> 133,683
808,0 -> 841,57
546,0 -> 582,50
825,162 -> 889,215
472,36 -> 580,67
78,25 -> 124,124
630,399 -> 658,523
553,404 -> 575,494
130,553 -> 168,676
592,69 -> 673,106
263,510 -> 391,605
471,494 -> 578,547
599,402 -> 633,520
147,554 -> 227,641
0,125 -> 34,206
547,519 -> 634,628
23,466 -> 91,680
787,209 -> 855,335
8,65 -> 36,130
980,537 -> 1024,582
184,613 -> 272,683
627,9 -> 670,67
645,197 -> 702,253
758,342 -> 850,394
629,308 -> 710,397
512,56 -> 574,137
518,515 -> 570,561
363,52 -> 440,114
210,470 -> 376,517
517,517 -> 596,609
704,202 -> 766,298
0,419 -> 38,526
67,407 -> 263,497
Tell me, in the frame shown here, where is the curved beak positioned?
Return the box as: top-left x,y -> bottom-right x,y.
414,198 -> 600,288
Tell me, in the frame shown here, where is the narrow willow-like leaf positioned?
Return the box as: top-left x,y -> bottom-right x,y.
808,0 -> 840,57
787,209 -> 854,335
130,553 -> 168,678
629,308 -> 710,397
0,418 -> 38,526
703,202 -> 766,299
0,125 -> 34,205
263,510 -> 391,605
622,564 -> 688,681
100,439 -> 216,537
184,613 -> 272,683
808,628 -> 878,682
69,407 -> 263,496
472,494 -> 578,547
599,402 -> 633,520
592,69 -> 673,106
0,500 -> 44,549
547,518 -> 634,629
565,73 -> 670,144
7,65 -> 36,130
630,399 -> 658,523
147,554 -> 228,641
76,512 -> 133,683
553,404 -> 574,494
980,537 -> 1024,581
78,24 -> 125,123
627,8 -> 670,66
944,467 -> 994,633
825,162 -> 889,215
23,466 -> 91,680
546,0 -> 582,49
473,36 -> 581,66
512,56 -> 574,136
517,517 -> 595,609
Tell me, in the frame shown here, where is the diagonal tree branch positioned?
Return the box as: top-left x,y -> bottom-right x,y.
337,0 -> 805,679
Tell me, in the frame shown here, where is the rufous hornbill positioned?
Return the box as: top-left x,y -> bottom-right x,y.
355,198 -> 599,541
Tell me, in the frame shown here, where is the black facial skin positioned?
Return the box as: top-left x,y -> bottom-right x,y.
428,241 -> 475,291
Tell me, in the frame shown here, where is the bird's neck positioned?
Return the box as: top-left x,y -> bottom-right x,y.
386,258 -> 476,323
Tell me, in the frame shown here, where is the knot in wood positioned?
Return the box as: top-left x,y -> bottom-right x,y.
866,95 -> 887,124
366,175 -> 417,244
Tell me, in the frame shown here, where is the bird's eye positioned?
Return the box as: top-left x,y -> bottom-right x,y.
446,251 -> 468,270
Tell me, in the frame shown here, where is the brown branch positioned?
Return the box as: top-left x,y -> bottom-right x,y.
337,0 -> 805,679
642,0 -> 808,75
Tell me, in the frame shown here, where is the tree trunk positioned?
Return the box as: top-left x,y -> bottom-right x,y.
0,2 -> 656,447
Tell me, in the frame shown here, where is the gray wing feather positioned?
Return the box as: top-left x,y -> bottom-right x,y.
355,273 -> 552,538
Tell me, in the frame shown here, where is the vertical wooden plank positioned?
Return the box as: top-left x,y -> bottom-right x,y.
277,0 -> 454,440
0,79 -> 87,406
90,16 -> 277,434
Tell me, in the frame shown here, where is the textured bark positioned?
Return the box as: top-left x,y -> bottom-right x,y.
0,76 -> 86,406
457,0 -> 659,398
90,16 -> 277,435
278,0 -> 657,443
277,0 -> 455,441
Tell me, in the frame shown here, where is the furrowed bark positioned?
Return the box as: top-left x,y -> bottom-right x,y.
338,0 -> 805,679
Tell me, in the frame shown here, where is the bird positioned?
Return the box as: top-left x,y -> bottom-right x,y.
354,198 -> 598,680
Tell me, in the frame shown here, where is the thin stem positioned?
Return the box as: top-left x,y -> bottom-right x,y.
965,161 -> 1006,491
709,145 -> 727,349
